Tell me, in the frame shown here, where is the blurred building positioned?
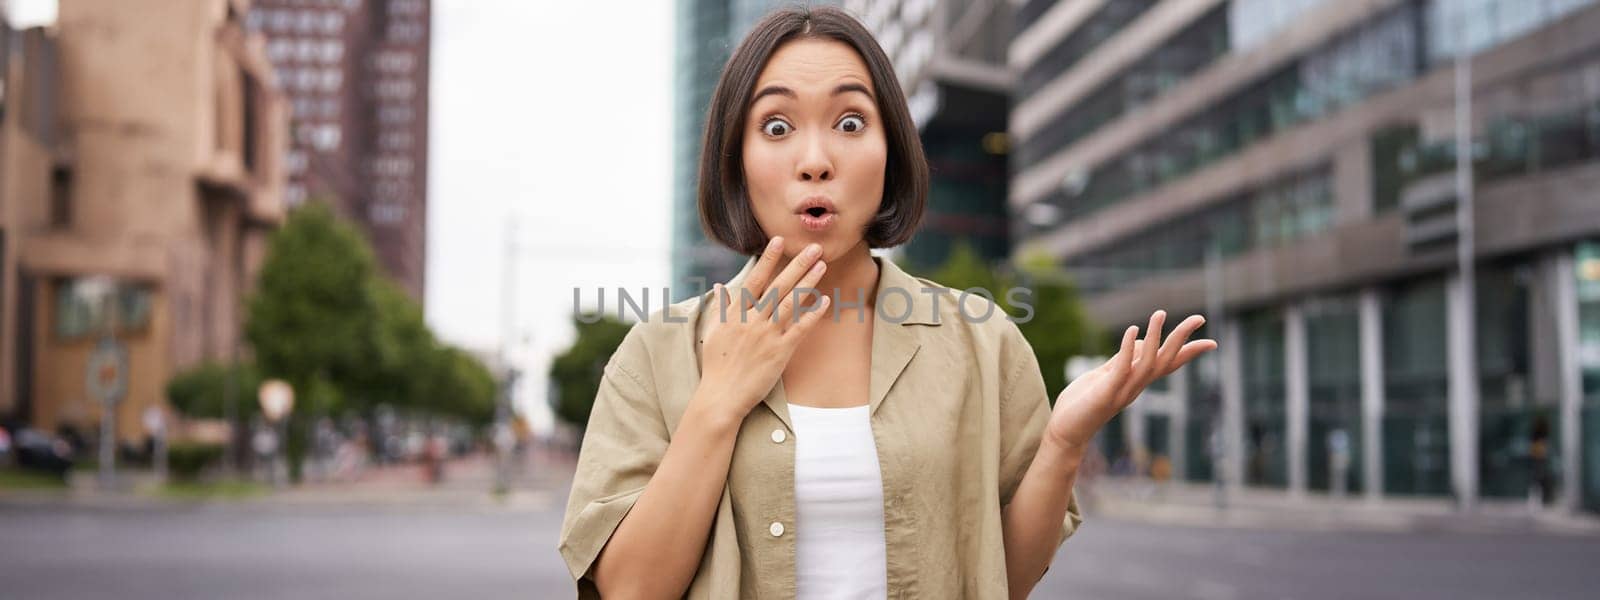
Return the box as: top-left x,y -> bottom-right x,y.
246,0 -> 429,302
847,0 -> 1015,271
1011,0 -> 1600,512
0,0 -> 287,445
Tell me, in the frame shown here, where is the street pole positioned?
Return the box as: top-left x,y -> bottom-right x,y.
496,216 -> 520,495
1205,239 -> 1231,509
224,340 -> 239,475
1449,19 -> 1480,513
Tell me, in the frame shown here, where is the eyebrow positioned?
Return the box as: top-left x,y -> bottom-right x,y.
749,82 -> 876,106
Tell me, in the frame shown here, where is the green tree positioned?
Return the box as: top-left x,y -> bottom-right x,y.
365,278 -> 435,410
245,201 -> 381,414
1011,249 -> 1103,401
917,241 -> 1104,401
549,315 -> 633,429
235,201 -> 504,480
424,345 -> 499,426
244,202 -> 385,479
165,361 -> 263,420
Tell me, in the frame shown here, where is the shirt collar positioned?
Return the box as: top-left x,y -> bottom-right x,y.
692,251 -> 936,430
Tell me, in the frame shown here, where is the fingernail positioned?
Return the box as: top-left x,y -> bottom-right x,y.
768,237 -> 782,251
806,243 -> 821,257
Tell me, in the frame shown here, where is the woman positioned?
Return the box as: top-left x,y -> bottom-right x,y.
558,6 -> 1216,599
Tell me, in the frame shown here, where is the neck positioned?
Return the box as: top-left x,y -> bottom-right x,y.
813,240 -> 877,312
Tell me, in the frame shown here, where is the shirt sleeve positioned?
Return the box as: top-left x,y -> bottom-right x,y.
996,323 -> 1084,551
557,326 -> 671,598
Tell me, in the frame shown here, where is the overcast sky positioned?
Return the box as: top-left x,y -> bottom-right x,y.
428,1 -> 674,432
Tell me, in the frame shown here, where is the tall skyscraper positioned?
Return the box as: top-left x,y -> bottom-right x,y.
247,0 -> 430,302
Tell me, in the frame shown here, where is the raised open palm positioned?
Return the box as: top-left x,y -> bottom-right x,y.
1045,310 -> 1218,451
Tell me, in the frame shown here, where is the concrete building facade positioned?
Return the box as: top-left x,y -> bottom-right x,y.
1011,0 -> 1600,512
0,0 -> 287,447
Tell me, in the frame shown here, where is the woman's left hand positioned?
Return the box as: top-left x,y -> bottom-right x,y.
1044,310 -> 1217,457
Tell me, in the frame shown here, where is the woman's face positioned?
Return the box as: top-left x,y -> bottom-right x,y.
742,38 -> 887,261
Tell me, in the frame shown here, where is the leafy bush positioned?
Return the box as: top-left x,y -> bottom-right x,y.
167,442 -> 226,481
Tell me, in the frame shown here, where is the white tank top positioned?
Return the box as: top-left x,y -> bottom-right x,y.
788,403 -> 889,600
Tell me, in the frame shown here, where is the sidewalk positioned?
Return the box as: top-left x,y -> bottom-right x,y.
1082,477 -> 1600,536
269,446 -> 576,512
0,445 -> 580,513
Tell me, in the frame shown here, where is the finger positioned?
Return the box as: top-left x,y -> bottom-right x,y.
1134,311 -> 1164,380
706,283 -> 731,330
759,243 -> 824,320
1161,339 -> 1219,377
1156,315 -> 1206,372
1113,325 -> 1138,375
738,237 -> 785,311
783,294 -> 831,344
776,257 -> 827,327
717,281 -> 734,316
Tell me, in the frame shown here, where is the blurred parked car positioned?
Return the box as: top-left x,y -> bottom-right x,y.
10,428 -> 75,480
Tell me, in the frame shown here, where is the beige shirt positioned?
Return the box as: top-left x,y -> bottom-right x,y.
558,254 -> 1082,599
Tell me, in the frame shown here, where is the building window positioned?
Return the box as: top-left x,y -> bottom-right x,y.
379,131 -> 412,150
319,40 -> 344,64
370,202 -> 407,224
1381,276 -> 1451,496
390,0 -> 425,15
323,11 -> 346,34
1240,308 -> 1289,488
374,51 -> 414,73
374,79 -> 414,99
53,278 -> 153,340
311,124 -> 341,150
296,10 -> 318,34
50,167 -> 72,228
270,9 -> 293,31
387,21 -> 424,41
374,180 -> 410,200
318,68 -> 343,92
378,106 -> 413,124
286,150 -> 308,174
372,156 -> 413,176
267,39 -> 292,62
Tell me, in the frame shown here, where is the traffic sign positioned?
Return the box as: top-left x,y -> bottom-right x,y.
85,336 -> 129,406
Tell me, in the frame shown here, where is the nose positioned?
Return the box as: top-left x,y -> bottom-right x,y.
796,133 -> 832,182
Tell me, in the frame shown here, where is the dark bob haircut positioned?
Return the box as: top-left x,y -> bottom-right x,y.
697,5 -> 928,255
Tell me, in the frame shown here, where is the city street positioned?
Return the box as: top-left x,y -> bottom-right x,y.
3,490 -> 1596,599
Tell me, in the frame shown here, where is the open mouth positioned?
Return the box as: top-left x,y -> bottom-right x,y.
798,206 -> 835,231
796,197 -> 837,231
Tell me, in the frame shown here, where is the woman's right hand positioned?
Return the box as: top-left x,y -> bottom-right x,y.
695,236 -> 831,423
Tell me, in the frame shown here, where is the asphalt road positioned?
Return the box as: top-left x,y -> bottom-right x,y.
1,499 -> 1596,599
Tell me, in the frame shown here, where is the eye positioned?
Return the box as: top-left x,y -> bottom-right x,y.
760,117 -> 792,137
836,113 -> 866,133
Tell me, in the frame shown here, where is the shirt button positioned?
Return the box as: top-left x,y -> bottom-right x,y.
769,521 -> 784,537
770,429 -> 787,444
